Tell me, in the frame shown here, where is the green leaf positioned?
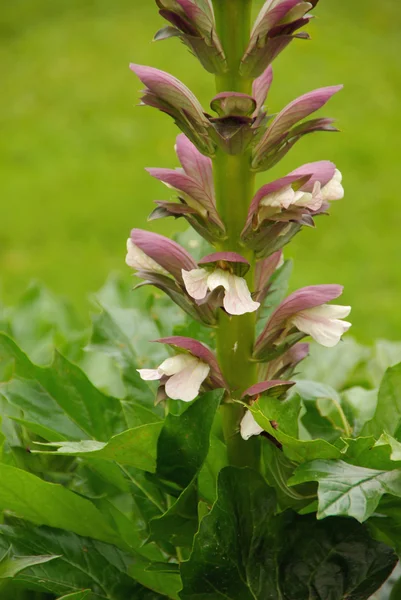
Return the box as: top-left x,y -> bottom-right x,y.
342,386 -> 378,436
149,481 -> 198,548
296,338 -> 370,390
155,389 -> 224,492
33,422 -> 163,472
180,466 -> 280,600
0,522 -> 171,599
0,554 -> 59,579
5,282 -> 87,366
0,463 -> 122,547
56,592 -> 91,600
149,391 -> 223,548
362,362 -> 401,439
246,395 -> 343,463
180,467 -> 396,599
289,459 -> 401,522
0,334 -> 125,441
198,435 -> 228,504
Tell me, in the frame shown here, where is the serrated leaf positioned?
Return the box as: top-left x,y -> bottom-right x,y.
33,422 -> 163,472
0,463 -> 122,547
289,459 -> 401,522
0,334 -> 125,441
362,363 -> 401,439
0,554 -> 59,579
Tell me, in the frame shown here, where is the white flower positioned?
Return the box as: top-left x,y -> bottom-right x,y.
125,238 -> 168,275
291,304 -> 351,347
182,268 -> 260,316
240,410 -> 264,440
138,354 -> 210,402
321,169 -> 344,201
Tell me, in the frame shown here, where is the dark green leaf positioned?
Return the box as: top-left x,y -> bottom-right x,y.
180,466 -> 280,600
289,459 -> 401,522
149,481 -> 198,548
279,515 -> 397,600
155,390 -> 224,492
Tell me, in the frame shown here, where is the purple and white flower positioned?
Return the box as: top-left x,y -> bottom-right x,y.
254,284 -> 351,359
154,0 -> 227,75
182,252 -> 260,316
252,85 -> 342,171
125,228 -> 216,325
241,0 -> 318,77
242,161 -> 344,258
138,336 -> 226,401
130,64 -> 215,155
147,134 -> 224,240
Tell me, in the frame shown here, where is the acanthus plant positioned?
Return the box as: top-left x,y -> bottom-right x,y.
1,1 -> 401,599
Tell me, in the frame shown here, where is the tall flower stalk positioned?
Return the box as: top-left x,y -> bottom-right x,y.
127,0 -> 348,469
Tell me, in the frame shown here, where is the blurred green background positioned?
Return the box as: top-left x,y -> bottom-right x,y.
1,0 -> 400,342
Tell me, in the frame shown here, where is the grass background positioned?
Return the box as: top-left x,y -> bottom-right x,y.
1,0 -> 400,342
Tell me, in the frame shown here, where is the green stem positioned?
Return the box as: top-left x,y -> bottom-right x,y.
212,0 -> 253,91
212,0 -> 259,469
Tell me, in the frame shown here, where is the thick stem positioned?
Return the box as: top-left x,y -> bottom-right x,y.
212,0 -> 259,468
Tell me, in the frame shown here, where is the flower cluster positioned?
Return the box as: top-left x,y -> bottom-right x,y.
126,0 -> 350,444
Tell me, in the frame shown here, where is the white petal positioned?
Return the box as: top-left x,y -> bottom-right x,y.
321,169 -> 344,201
303,304 -> 351,320
182,268 -> 209,300
240,411 -> 264,440
165,360 -> 210,402
206,268 -> 231,293
292,304 -> 352,348
260,185 -> 295,209
125,239 -> 168,274
158,354 -> 198,376
137,368 -> 163,381
222,274 -> 260,316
